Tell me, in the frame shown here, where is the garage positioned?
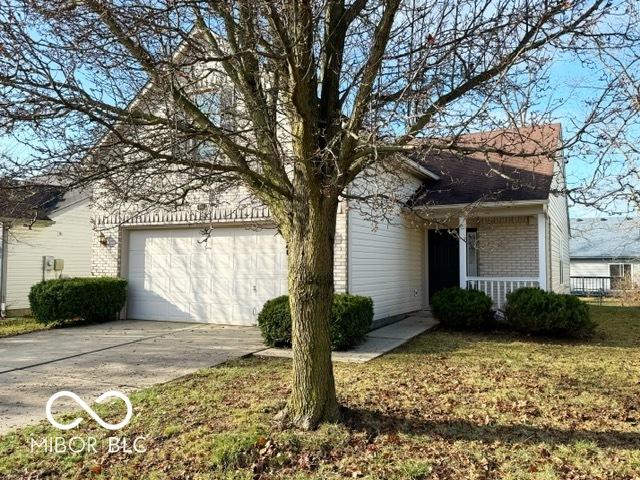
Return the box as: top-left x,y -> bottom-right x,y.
126,227 -> 288,325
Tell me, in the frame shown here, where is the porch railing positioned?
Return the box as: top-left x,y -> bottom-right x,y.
570,276 -> 613,296
466,276 -> 540,310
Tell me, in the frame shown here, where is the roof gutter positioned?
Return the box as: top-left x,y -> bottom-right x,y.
414,199 -> 549,211
401,158 -> 440,181
569,255 -> 640,261
0,217 -> 54,227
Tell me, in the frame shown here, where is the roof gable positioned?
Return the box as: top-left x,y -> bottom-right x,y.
0,182 -> 66,222
408,124 -> 561,207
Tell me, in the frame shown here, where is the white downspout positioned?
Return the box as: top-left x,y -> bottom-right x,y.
537,213 -> 548,290
0,222 -> 7,318
459,216 -> 467,289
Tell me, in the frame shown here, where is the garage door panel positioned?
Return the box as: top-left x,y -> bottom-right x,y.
234,253 -> 256,274
128,232 -> 150,251
255,277 -> 281,301
146,236 -> 173,254
254,232 -> 281,252
168,289 -> 192,305
233,279 -> 254,299
127,227 -> 287,325
210,278 -> 233,301
144,275 -> 169,293
129,300 -> 168,320
190,277 -> 212,300
170,254 -> 190,270
127,252 -> 148,275
151,254 -> 171,273
232,304 -> 254,325
210,304 -> 234,324
234,231 -> 256,252
211,253 -> 233,272
186,302 -> 206,321
164,301 -> 190,321
189,253 -> 212,276
168,277 -> 190,295
256,254 -> 278,272
172,233 -> 199,253
205,234 -> 234,250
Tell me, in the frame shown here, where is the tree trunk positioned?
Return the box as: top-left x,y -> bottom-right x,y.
281,198 -> 340,430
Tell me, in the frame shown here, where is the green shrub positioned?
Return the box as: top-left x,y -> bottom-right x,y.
431,287 -> 493,330
505,287 -> 595,338
257,294 -> 373,351
256,296 -> 291,347
29,277 -> 128,325
331,294 -> 374,350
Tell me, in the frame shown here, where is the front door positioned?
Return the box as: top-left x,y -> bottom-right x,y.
428,229 -> 460,302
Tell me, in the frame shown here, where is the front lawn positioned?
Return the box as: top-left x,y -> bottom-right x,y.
0,317 -> 50,338
1,305 -> 639,479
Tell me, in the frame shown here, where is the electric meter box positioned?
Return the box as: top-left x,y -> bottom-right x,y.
43,256 -> 55,272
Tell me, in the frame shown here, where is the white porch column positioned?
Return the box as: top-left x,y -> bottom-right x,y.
459,216 -> 467,289
537,213 -> 547,290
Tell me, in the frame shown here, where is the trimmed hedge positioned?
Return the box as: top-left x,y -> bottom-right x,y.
257,296 -> 291,348
29,277 -> 128,325
431,287 -> 493,330
505,287 -> 595,338
257,294 -> 373,351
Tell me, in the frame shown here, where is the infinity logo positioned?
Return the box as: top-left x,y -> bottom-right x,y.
45,390 -> 133,431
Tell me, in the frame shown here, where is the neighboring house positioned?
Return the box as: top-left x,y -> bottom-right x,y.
0,184 -> 92,316
570,217 -> 640,294
92,123 -> 570,325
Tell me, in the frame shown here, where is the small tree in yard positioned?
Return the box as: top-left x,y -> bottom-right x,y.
1,0 -> 639,429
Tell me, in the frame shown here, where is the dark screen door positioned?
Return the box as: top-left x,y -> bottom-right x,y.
428,229 -> 460,302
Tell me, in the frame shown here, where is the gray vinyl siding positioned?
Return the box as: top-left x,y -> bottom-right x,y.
5,200 -> 92,311
570,260 -> 610,277
347,173 -> 425,321
571,259 -> 640,284
547,157 -> 570,293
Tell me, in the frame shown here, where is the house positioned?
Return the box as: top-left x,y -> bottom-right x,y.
92,123 -> 570,325
570,217 -> 640,294
0,184 -> 92,316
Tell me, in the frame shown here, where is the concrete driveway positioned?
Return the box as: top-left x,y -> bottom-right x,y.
0,320 -> 264,434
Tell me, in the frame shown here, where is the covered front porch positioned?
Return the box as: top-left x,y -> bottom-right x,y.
426,210 -> 547,310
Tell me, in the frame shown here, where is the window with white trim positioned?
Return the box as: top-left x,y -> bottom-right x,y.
609,263 -> 632,289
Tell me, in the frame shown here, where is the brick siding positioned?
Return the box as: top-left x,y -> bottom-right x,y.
91,196 -> 349,290
475,216 -> 538,277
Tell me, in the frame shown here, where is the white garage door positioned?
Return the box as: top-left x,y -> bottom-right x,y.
126,227 -> 288,325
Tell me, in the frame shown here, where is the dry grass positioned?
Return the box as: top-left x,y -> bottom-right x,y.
0,317 -> 49,338
1,305 -> 639,479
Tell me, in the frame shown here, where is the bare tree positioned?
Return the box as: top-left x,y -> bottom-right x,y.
1,0 -> 639,429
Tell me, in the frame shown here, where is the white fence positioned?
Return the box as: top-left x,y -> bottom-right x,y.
466,277 -> 540,309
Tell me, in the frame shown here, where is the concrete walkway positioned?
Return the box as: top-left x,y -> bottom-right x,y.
256,310 -> 438,363
0,320 -> 264,434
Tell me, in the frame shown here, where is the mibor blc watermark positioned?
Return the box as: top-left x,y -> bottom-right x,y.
30,390 -> 147,454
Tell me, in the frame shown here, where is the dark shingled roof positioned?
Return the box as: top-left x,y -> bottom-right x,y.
409,124 -> 561,207
571,217 -> 640,259
0,180 -> 65,222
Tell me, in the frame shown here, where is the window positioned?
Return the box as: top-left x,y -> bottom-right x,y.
173,87 -> 237,160
609,263 -> 632,290
466,229 -> 478,277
